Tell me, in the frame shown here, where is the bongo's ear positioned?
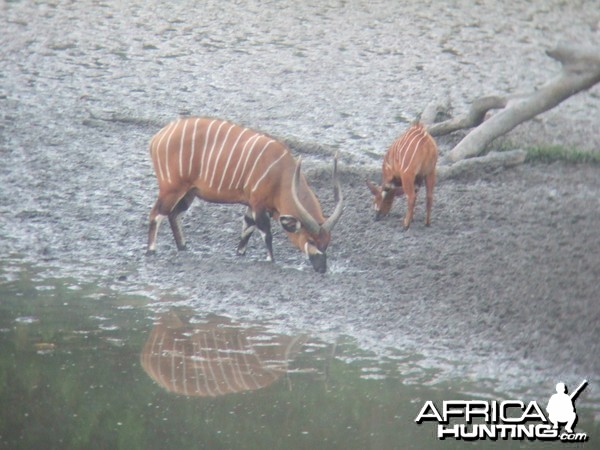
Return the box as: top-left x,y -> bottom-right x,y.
366,180 -> 380,196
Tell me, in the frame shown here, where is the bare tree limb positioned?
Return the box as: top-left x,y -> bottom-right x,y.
421,44 -> 600,164
546,44 -> 600,73
448,71 -> 600,162
420,97 -> 451,126
427,95 -> 508,137
437,150 -> 527,180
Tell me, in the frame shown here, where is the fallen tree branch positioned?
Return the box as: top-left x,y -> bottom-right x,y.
437,149 -> 527,180
423,43 -> 600,163
427,95 -> 509,137
546,45 -> 600,73
420,97 -> 451,126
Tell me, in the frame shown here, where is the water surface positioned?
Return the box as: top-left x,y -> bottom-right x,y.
1,261 -> 597,449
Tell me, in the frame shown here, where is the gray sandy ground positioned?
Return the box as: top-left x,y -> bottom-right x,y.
1,0 -> 599,411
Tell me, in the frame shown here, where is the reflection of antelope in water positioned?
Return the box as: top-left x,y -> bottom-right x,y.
140,312 -> 306,397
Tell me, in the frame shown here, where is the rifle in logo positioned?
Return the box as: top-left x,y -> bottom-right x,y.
546,379 -> 588,434
415,379 -> 590,442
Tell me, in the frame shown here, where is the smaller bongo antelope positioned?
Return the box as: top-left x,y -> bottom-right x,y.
366,122 -> 437,228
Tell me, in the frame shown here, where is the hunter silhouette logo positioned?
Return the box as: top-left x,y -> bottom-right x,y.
415,379 -> 590,442
546,380 -> 587,434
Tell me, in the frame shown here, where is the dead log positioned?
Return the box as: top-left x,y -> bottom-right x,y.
436,149 -> 527,181
425,44 -> 600,163
427,95 -> 508,137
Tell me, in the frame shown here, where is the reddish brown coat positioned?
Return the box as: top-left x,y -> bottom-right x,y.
140,313 -> 305,397
367,123 -> 438,228
147,117 -> 343,272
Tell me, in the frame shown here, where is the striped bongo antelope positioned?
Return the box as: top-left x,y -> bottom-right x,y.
366,122 -> 438,228
147,117 -> 343,273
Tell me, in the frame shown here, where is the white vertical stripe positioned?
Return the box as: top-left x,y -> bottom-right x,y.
243,140 -> 275,189
217,128 -> 250,192
229,133 -> 261,190
251,152 -> 286,192
394,128 -> 417,168
200,119 -> 218,182
198,333 -> 216,397
209,123 -> 237,188
203,120 -> 228,182
188,118 -> 201,177
170,340 -> 178,393
393,138 -> 404,168
405,134 -> 427,172
215,348 -> 236,395
178,340 -> 189,396
146,327 -> 161,381
400,128 -> 423,172
223,332 -> 244,393
244,350 -> 263,391
164,119 -> 180,184
392,129 -> 410,168
178,119 -> 189,179
192,340 -> 203,396
156,332 -> 168,393
238,334 -> 258,391
207,331 -> 225,396
153,121 -> 176,181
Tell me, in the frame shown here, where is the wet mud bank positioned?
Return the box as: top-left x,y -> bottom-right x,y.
3,112 -> 599,408
1,0 -> 599,411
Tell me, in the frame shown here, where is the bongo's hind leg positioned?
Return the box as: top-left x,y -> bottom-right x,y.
401,177 -> 416,230
147,190 -> 192,254
424,172 -> 435,226
168,190 -> 196,251
237,207 -> 256,256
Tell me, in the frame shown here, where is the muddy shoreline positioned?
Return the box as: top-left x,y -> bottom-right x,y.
1,0 -> 599,411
